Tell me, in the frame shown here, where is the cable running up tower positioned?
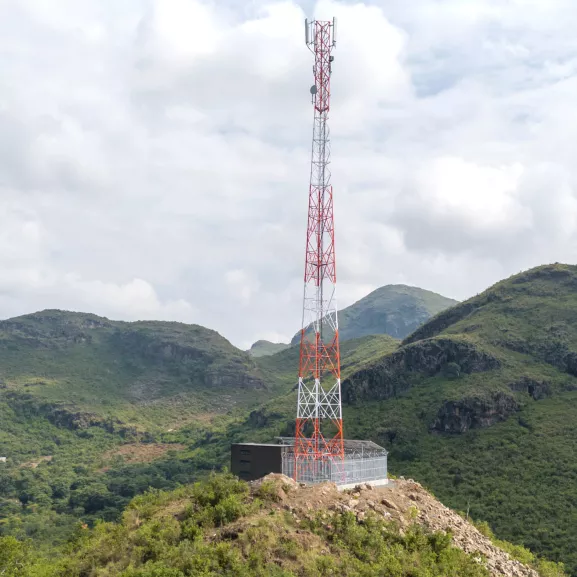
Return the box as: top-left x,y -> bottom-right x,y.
294,18 -> 344,482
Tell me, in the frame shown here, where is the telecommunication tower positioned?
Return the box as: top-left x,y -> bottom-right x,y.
294,17 -> 345,482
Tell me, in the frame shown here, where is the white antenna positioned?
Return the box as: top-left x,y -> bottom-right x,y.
305,19 -> 310,45
332,17 -> 337,46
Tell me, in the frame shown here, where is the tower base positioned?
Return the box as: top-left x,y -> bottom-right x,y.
277,437 -> 388,487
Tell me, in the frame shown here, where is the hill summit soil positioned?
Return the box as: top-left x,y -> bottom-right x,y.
251,474 -> 539,577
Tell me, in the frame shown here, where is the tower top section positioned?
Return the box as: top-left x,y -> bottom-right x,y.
304,19 -> 336,113
305,17 -> 337,49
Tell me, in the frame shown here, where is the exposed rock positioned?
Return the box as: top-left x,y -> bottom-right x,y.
247,408 -> 286,428
508,377 -> 551,400
342,337 -> 500,404
250,473 -> 299,493
111,329 -> 266,391
430,392 -> 520,433
5,392 -> 146,439
381,498 -> 398,511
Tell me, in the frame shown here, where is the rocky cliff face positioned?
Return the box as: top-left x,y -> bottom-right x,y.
113,328 -> 266,391
429,377 -> 555,434
342,337 -> 500,404
508,377 -> 551,400
430,392 -> 520,434
5,392 -> 147,438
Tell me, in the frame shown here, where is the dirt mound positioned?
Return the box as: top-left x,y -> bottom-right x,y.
253,474 -> 538,577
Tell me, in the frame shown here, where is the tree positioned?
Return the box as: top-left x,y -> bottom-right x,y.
0,536 -> 30,576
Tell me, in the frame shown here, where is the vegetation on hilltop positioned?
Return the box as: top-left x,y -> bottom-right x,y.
0,472 -> 510,577
0,309 -> 273,552
3,265 -> 577,573
0,309 -> 272,430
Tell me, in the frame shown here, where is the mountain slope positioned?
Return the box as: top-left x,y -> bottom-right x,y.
0,310 -> 277,548
335,264 -> 577,575
0,309 -> 268,430
8,472 -> 564,577
290,284 -> 457,345
207,264 -> 577,575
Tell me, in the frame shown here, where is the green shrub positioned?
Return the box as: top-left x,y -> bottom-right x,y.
120,565 -> 185,577
0,536 -> 30,577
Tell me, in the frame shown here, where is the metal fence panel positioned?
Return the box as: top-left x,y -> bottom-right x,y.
281,446 -> 387,486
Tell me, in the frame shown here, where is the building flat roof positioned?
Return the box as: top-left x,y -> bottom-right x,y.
232,439 -> 388,456
232,442 -> 283,447
276,437 -> 387,454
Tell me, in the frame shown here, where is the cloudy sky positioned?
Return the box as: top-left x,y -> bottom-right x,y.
2,0 -> 577,348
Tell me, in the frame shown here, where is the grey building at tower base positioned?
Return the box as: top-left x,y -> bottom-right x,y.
231,438 -> 388,487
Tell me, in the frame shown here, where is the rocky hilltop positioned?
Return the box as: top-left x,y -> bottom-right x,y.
2,265 -> 577,574
251,474 -> 552,577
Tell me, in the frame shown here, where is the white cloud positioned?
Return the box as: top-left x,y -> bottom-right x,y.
225,269 -> 261,306
1,0 -> 577,347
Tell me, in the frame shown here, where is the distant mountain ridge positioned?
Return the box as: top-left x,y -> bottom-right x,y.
248,340 -> 290,357
290,284 -> 458,345
0,309 -> 268,430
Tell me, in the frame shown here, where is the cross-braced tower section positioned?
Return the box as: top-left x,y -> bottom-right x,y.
294,18 -> 344,484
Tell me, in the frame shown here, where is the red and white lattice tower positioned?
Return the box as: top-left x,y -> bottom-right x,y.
294,18 -> 344,482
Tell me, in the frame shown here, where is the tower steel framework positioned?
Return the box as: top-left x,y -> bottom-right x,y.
294,17 -> 344,483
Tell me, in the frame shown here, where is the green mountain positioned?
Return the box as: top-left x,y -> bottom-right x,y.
248,339 -> 290,357
0,309 -> 270,431
207,264 -> 577,575
0,309 -> 281,548
290,284 -> 457,345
